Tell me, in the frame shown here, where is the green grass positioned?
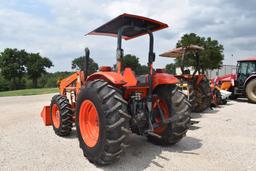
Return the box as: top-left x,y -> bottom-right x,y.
0,88 -> 58,97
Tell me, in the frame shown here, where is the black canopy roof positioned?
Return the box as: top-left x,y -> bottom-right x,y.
86,13 -> 168,40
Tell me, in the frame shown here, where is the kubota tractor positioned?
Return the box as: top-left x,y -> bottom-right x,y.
215,57 -> 256,103
40,14 -> 191,165
160,45 -> 211,112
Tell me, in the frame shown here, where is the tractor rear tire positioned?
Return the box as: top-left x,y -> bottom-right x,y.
76,79 -> 130,165
148,85 -> 191,145
246,79 -> 256,103
50,95 -> 73,136
193,79 -> 211,112
187,83 -> 196,111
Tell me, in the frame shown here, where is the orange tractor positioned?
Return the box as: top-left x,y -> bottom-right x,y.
41,14 -> 191,165
160,45 -> 211,112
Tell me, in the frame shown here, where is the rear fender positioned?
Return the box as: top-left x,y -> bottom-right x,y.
244,74 -> 256,87
86,72 -> 127,85
175,74 -> 192,80
152,73 -> 179,90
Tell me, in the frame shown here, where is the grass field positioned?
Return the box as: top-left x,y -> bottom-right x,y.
0,88 -> 58,97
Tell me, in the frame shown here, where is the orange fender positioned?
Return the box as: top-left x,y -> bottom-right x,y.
86,72 -> 127,85
175,74 -> 192,80
152,73 -> 179,89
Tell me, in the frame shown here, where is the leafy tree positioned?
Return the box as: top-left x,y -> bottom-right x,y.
137,65 -> 149,75
165,63 -> 176,74
0,74 -> 10,91
39,71 -> 72,88
0,48 -> 27,89
176,33 -> 224,71
72,56 -> 98,74
26,53 -> 53,88
122,54 -> 149,75
122,54 -> 140,72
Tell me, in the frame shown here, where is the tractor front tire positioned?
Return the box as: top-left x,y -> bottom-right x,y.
246,79 -> 256,103
76,79 -> 130,165
193,79 -> 211,112
50,95 -> 73,136
148,85 -> 191,145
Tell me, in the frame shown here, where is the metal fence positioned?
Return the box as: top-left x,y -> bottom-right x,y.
175,65 -> 237,79
206,65 -> 237,79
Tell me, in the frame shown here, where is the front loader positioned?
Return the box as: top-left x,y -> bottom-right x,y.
40,14 -> 191,165
160,45 -> 211,112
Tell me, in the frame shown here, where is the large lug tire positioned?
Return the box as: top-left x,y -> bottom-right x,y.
148,85 -> 191,146
187,83 -> 196,111
178,81 -> 196,111
76,79 -> 130,165
50,95 -> 73,136
246,79 -> 256,103
193,79 -> 211,112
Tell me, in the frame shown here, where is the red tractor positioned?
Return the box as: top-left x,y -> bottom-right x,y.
160,45 -> 211,112
41,14 -> 191,165
215,57 -> 256,103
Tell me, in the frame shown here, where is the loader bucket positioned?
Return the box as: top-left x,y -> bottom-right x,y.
40,106 -> 51,126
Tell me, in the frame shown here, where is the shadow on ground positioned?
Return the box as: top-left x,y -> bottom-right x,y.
62,129 -> 77,139
63,129 -> 202,170
234,98 -> 251,103
100,135 -> 202,171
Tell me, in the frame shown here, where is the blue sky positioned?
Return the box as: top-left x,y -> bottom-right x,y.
0,0 -> 256,72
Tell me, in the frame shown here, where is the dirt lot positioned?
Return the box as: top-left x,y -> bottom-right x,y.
0,94 -> 256,171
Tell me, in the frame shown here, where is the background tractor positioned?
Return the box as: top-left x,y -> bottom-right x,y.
210,79 -> 231,106
215,57 -> 256,103
40,14 -> 191,165
160,45 -> 211,112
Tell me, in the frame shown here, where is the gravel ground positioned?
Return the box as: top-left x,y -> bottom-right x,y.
0,93 -> 256,171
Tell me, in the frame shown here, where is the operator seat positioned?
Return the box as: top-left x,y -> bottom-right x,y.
99,66 -> 112,72
122,67 -> 148,87
136,75 -> 148,86
123,68 -> 137,87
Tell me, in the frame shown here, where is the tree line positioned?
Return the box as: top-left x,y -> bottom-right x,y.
0,33 -> 224,91
0,48 -> 53,91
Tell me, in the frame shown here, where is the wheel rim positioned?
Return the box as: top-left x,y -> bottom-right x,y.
52,104 -> 60,128
253,86 -> 256,98
79,100 -> 99,148
152,96 -> 169,134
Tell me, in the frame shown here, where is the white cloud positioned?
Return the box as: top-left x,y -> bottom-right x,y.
0,0 -> 255,72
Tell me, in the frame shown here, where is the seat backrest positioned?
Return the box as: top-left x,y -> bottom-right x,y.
99,66 -> 112,72
123,67 -> 137,87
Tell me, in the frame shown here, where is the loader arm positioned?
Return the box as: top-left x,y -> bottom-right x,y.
59,71 -> 84,96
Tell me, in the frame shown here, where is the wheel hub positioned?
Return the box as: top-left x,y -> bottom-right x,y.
152,96 -> 169,134
52,104 -> 60,128
79,100 -> 99,148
